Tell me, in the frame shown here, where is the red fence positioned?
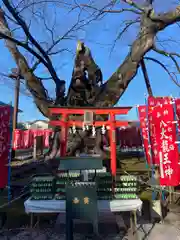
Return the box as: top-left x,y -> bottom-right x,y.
116,126 -> 142,149
13,126 -> 142,150
13,129 -> 53,150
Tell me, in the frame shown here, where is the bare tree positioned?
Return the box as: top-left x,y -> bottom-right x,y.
0,0 -> 180,158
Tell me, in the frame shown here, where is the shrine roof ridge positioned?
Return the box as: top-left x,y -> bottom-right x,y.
49,106 -> 132,110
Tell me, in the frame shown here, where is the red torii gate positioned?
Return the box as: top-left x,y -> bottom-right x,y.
49,107 -> 132,176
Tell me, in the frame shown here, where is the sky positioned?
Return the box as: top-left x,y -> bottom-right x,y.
0,0 -> 179,123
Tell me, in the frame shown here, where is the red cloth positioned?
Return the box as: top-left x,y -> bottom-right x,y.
13,129 -> 22,150
22,130 -> 31,149
44,129 -> 53,148
0,106 -> 11,188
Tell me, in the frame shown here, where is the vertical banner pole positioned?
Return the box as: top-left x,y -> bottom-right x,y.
145,96 -> 156,200
171,97 -> 178,203
136,106 -> 149,169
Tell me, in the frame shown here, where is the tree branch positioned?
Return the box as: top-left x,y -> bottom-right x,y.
144,57 -> 180,87
150,5 -> 180,26
0,9 -> 51,117
30,10 -> 87,72
92,3 -> 180,107
153,46 -> 180,58
110,19 -> 140,55
141,58 -> 153,96
16,1 -> 74,14
145,0 -> 154,5
2,0 -> 61,87
153,46 -> 180,74
80,4 -> 141,15
121,0 -> 145,12
0,31 -> 54,71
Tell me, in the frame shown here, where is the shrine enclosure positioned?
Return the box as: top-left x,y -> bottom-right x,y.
12,125 -> 142,151
49,106 -> 132,176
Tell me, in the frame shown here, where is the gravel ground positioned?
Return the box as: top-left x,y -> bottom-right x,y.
0,228 -> 129,240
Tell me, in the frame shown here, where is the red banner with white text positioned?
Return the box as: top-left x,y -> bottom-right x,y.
138,106 -> 151,164
0,106 -> 11,188
175,98 -> 180,135
151,103 -> 179,186
148,96 -> 172,164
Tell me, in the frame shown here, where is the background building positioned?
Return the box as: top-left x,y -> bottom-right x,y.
23,120 -> 49,129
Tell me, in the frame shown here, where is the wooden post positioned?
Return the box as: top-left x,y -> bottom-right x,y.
130,211 -> 139,240
12,73 -> 20,133
109,113 -> 116,176
30,213 -> 33,228
60,114 -> 68,157
172,187 -> 175,203
33,137 -> 37,160
169,186 -> 172,204
133,210 -> 138,240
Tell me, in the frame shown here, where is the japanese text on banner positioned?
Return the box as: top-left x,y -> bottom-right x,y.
148,96 -> 172,165
138,106 -> 151,165
151,103 -> 179,186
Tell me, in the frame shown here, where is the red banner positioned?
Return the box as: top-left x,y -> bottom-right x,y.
0,106 -> 11,188
175,98 -> 180,134
13,129 -> 53,149
151,103 -> 179,186
148,96 -> 172,164
148,96 -> 171,108
138,106 -> 151,164
44,129 -> 53,148
13,129 -> 22,150
22,130 -> 31,149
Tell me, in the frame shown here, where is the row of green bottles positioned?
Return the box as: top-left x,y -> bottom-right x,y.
31,188 -> 52,193
33,176 -> 54,182
114,188 -> 137,192
116,182 -> 137,187
32,195 -> 53,200
32,183 -> 53,187
115,194 -> 138,199
118,175 -> 137,181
